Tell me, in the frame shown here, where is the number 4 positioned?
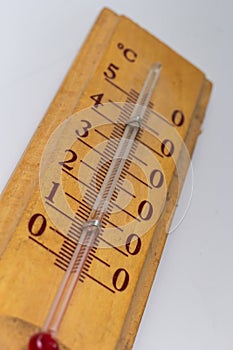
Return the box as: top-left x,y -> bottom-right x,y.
90,93 -> 104,107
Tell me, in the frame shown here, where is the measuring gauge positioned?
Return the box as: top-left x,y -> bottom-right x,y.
0,8 -> 212,350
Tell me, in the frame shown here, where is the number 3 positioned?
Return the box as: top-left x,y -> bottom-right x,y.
76,119 -> 92,138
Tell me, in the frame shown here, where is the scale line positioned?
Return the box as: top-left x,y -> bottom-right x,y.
78,138 -> 104,156
98,236 -> 128,257
103,218 -> 123,232
105,78 -> 129,96
62,168 -> 96,193
116,184 -> 136,198
54,263 -> 67,272
83,272 -> 115,293
124,169 -> 152,189
49,226 -> 77,243
60,245 -> 75,255
130,154 -> 148,166
94,129 -> 111,140
65,192 -> 91,212
80,160 -> 98,173
137,138 -> 164,158
91,106 -> 115,124
143,123 -> 160,136
150,109 -> 174,126
46,201 -> 78,224
29,236 -> 60,258
112,202 -> 140,222
108,99 -> 124,111
89,253 -> 111,267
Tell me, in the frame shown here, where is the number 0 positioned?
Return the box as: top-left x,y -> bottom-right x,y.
126,234 -> 141,255
28,213 -> 47,237
138,200 -> 153,221
161,139 -> 175,157
150,169 -> 164,188
172,110 -> 185,126
112,268 -> 129,291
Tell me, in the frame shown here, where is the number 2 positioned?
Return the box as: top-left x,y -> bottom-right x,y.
59,149 -> 78,171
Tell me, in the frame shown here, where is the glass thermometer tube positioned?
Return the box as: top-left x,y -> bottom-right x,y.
28,62 -> 162,350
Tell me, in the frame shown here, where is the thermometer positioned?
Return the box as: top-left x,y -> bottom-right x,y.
0,8 -> 212,350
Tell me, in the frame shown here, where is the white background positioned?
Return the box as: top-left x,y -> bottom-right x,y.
0,1 -> 233,349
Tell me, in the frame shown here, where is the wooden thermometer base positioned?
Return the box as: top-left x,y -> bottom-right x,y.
0,8 -> 212,350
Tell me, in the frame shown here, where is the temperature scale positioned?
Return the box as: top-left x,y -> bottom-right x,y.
0,8 -> 212,350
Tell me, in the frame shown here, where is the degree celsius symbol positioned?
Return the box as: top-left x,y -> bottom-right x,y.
117,42 -> 137,63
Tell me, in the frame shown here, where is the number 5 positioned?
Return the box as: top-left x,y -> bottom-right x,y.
104,63 -> 119,80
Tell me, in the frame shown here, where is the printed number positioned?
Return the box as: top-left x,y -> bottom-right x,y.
138,200 -> 153,221
59,149 -> 78,171
126,234 -> 141,255
172,110 -> 185,127
76,119 -> 92,138
28,213 -> 47,236
112,268 -> 129,291
45,181 -> 59,203
161,139 -> 175,157
104,63 -> 119,80
90,93 -> 104,107
150,169 -> 164,188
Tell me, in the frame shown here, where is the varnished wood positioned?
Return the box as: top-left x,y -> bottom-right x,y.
0,8 -> 212,350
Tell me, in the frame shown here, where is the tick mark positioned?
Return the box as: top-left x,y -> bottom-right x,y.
105,78 -> 129,96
